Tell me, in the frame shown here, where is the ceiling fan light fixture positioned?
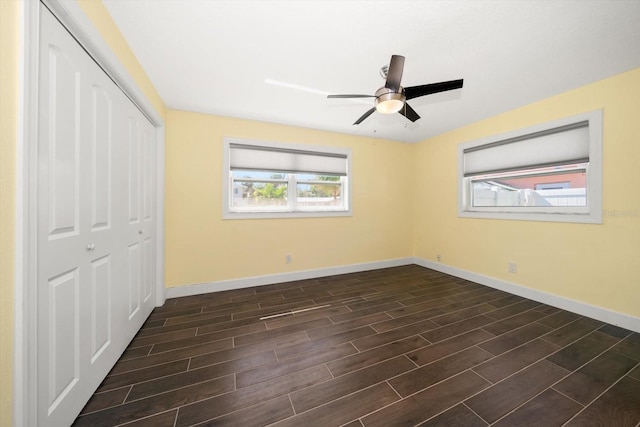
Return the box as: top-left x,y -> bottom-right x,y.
327,55 -> 463,125
375,87 -> 405,114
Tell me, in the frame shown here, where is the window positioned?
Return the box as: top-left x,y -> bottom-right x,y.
458,110 -> 602,223
223,138 -> 351,219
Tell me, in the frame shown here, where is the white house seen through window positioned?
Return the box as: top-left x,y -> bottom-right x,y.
458,110 -> 602,223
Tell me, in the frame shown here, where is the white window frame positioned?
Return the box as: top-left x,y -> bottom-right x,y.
223,138 -> 352,219
458,110 -> 603,224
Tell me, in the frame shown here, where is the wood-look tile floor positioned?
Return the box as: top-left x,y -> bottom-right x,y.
73,265 -> 640,427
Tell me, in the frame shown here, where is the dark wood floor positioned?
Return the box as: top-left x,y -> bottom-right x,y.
73,265 -> 640,427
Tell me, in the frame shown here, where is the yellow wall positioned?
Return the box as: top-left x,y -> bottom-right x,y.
77,0 -> 166,120
0,2 -> 166,425
165,110 -> 415,286
0,1 -> 20,425
413,67 -> 640,319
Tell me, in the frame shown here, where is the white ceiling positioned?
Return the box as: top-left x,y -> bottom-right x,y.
102,0 -> 640,143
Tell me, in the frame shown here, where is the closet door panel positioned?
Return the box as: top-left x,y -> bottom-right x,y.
142,123 -> 156,305
125,114 -> 142,321
37,9 -> 92,425
90,85 -> 112,232
90,254 -> 112,361
46,45 -> 81,240
127,117 -> 141,225
36,6 -> 157,425
127,241 -> 142,319
46,268 -> 81,412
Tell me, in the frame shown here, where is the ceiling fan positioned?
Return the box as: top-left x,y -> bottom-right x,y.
327,55 -> 464,125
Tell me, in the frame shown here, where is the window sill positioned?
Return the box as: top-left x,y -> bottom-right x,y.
458,209 -> 602,224
223,210 -> 352,220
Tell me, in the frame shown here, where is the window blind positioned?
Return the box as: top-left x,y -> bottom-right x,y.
229,143 -> 348,176
463,122 -> 589,177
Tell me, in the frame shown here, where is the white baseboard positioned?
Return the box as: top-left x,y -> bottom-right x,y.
165,257 -> 415,299
163,256 -> 639,334
413,257 -> 640,334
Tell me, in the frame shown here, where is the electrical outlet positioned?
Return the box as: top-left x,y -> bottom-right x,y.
285,254 -> 292,264
436,254 -> 442,262
508,262 -> 517,273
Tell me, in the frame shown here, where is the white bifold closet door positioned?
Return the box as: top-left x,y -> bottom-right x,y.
36,5 -> 156,426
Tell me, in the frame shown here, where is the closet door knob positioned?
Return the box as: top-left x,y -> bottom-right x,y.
86,243 -> 96,251
139,229 -> 143,234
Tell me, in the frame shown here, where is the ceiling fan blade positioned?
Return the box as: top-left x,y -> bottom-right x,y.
327,94 -> 375,98
385,55 -> 405,92
353,107 -> 376,125
398,102 -> 420,122
404,79 -> 464,100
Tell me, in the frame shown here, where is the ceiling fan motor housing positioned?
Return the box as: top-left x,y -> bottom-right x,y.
375,87 -> 406,114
